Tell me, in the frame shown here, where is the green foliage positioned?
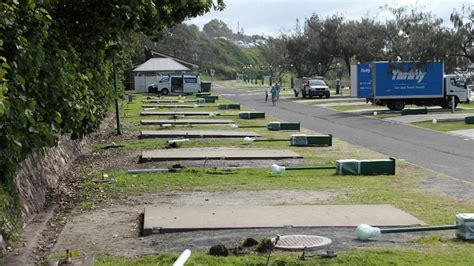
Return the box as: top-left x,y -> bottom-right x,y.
148,23 -> 267,79
0,0 -> 223,244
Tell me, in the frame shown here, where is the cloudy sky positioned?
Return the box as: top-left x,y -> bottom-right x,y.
186,0 -> 469,36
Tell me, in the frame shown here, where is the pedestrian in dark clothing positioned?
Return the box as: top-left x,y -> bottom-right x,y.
271,86 -> 278,106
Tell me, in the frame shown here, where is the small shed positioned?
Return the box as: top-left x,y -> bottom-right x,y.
133,58 -> 191,92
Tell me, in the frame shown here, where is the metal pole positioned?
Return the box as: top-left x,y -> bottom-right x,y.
113,55 -> 122,135
286,166 -> 336,170
451,96 -> 455,113
381,224 -> 457,234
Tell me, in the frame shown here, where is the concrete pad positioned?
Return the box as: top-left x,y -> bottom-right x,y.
139,130 -> 259,139
143,204 -> 425,235
142,105 -> 215,109
143,99 -> 197,103
385,113 -> 472,123
141,119 -> 235,125
140,111 -> 219,116
139,148 -> 302,162
449,129 -> 474,139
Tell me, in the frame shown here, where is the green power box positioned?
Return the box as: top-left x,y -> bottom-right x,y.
455,213 -> 474,240
195,92 -> 211,97
336,158 -> 396,176
465,116 -> 474,124
358,158 -> 396,175
218,104 -> 241,110
197,97 -> 215,103
290,134 -> 332,146
267,122 -> 300,131
202,95 -> 219,100
336,159 -> 360,175
239,112 -> 265,119
401,108 -> 428,115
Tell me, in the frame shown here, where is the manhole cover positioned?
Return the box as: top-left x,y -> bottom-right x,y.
272,235 -> 332,250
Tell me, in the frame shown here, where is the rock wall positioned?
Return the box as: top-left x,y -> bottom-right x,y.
14,135 -> 88,225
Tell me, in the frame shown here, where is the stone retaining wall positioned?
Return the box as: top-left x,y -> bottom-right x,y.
14,135 -> 88,225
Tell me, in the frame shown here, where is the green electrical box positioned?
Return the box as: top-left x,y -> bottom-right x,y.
197,97 -> 215,103
202,95 -> 219,100
218,104 -> 241,110
290,134 -> 332,146
267,122 -> 300,131
455,213 -> 474,240
336,158 -> 396,176
336,159 -> 360,175
401,108 -> 428,115
358,158 -> 396,175
239,111 -> 265,119
465,116 -> 474,124
195,92 -> 211,97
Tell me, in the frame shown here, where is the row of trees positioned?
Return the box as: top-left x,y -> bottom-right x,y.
277,5 -> 473,78
0,0 -> 223,239
149,5 -> 472,82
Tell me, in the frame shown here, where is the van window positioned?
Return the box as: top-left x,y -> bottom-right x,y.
160,77 -> 169,83
184,78 -> 197,83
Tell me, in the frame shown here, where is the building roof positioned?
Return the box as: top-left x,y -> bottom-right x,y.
149,49 -> 199,69
133,58 -> 190,73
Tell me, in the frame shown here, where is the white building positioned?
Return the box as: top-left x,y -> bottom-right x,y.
132,58 -> 191,92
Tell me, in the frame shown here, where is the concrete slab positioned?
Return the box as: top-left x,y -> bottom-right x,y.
139,148 -> 302,162
139,130 -> 259,139
142,105 -> 215,109
140,111 -> 219,116
385,113 -> 472,123
449,128 -> 474,139
140,119 -> 235,125
143,204 -> 425,235
143,99 -> 197,103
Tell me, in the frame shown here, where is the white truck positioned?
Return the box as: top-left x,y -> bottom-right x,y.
294,77 -> 330,99
351,62 -> 470,110
148,74 -> 201,95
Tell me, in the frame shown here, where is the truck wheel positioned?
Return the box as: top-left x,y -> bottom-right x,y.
161,88 -> 169,95
393,100 -> 405,111
326,92 -> 330,99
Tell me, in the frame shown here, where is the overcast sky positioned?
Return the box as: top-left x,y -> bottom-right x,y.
186,0 -> 469,36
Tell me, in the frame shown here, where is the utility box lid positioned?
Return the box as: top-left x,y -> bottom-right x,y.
456,213 -> 474,240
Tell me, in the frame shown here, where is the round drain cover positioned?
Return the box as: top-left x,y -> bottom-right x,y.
272,235 -> 332,250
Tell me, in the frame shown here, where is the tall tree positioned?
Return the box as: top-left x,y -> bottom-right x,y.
203,19 -> 233,39
450,4 -> 473,63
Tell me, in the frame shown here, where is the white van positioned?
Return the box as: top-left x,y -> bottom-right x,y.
148,74 -> 201,95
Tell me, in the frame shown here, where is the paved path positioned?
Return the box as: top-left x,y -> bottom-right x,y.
216,86 -> 474,183
449,129 -> 474,139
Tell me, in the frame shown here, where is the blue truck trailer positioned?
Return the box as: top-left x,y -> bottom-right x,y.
351,62 -> 470,110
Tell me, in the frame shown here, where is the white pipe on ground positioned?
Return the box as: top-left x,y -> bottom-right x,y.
173,249 -> 191,266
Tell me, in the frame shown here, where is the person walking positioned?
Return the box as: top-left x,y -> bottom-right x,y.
275,82 -> 281,101
264,86 -> 269,102
271,85 -> 278,106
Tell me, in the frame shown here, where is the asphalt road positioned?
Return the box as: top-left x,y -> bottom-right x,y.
216,86 -> 474,183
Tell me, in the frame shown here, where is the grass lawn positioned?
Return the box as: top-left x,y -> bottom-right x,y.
411,120 -> 474,132
95,246 -> 474,266
82,91 -> 474,265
